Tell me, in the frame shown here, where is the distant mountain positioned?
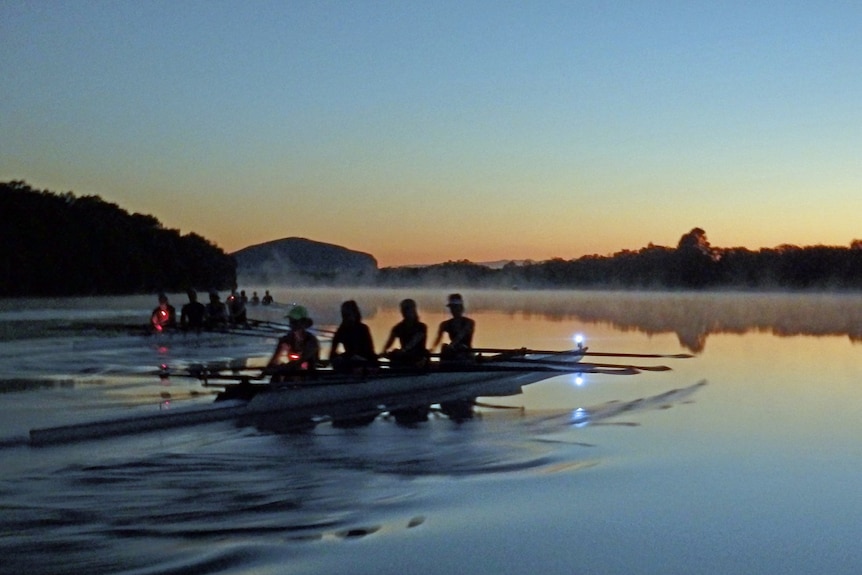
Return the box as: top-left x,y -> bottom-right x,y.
233,237 -> 378,285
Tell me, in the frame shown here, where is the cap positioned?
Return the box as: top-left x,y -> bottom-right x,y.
286,305 -> 309,321
446,293 -> 464,307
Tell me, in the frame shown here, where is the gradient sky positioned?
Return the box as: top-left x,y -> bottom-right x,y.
2,1 -> 860,266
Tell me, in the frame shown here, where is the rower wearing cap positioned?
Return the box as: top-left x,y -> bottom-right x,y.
267,305 -> 320,380
432,293 -> 475,361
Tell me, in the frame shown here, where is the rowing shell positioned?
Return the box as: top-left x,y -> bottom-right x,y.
29,350 -> 590,445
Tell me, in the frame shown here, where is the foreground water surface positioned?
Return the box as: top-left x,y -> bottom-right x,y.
1,289 -> 861,574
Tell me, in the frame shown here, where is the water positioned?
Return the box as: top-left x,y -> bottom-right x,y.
1,289 -> 861,574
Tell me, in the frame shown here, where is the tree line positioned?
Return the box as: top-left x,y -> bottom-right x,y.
5,179 -> 860,295
377,228 -> 862,291
1,181 -> 236,297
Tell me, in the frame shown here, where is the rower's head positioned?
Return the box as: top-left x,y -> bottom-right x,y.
399,298 -> 418,320
187,288 -> 197,302
446,293 -> 465,316
287,305 -> 313,329
340,300 -> 361,323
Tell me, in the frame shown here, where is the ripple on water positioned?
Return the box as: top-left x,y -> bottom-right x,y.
0,413 -> 598,574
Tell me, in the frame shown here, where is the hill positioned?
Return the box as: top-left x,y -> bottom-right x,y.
233,237 -> 378,285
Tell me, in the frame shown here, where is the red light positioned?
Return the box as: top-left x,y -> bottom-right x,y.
153,308 -> 170,330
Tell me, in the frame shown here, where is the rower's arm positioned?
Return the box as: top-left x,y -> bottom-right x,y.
431,322 -> 445,350
328,332 -> 342,360
381,330 -> 396,354
267,340 -> 288,366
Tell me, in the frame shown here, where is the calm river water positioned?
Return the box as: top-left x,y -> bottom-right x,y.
1,288 -> 861,574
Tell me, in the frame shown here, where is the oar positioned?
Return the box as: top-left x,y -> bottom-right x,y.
247,319 -> 290,330
220,326 -> 283,338
583,351 -> 693,359
152,325 -> 284,338
192,326 -> 276,338
248,319 -> 337,336
473,347 -> 585,357
586,361 -> 669,372
222,326 -> 334,343
198,374 -> 266,385
472,347 -> 693,359
499,357 -> 671,372
474,401 -> 524,411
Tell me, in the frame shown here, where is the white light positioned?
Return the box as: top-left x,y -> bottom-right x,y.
573,333 -> 585,349
569,373 -> 585,387
571,408 -> 590,427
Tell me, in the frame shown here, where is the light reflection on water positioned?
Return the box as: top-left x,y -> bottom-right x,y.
1,289 -> 862,574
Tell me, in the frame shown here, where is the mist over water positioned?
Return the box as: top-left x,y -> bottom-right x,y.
1,289 -> 861,574
231,287 -> 862,351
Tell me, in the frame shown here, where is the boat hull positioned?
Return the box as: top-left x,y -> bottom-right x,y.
29,354 -> 587,445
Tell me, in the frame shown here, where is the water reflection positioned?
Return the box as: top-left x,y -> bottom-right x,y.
0,378 -> 75,393
6,289 -> 859,354
0,374 -> 705,573
271,289 -> 862,352
0,418 -> 584,573
2,290 -> 859,575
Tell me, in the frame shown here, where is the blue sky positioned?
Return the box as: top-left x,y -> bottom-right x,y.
2,1 -> 860,265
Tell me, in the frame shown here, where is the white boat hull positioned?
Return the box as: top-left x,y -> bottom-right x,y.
29,353 -> 588,445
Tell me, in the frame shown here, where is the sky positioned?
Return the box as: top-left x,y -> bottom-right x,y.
2,1 -> 860,267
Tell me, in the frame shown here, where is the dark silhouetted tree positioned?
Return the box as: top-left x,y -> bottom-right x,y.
1,181 -> 236,297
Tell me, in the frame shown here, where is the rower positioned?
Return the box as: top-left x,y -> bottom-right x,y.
205,291 -> 228,329
180,288 -> 206,332
429,293 -> 477,420
329,300 -> 378,373
150,293 -> 177,332
432,293 -> 475,362
226,289 -> 247,325
381,298 -> 429,368
266,305 -> 320,382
